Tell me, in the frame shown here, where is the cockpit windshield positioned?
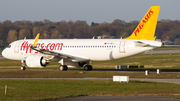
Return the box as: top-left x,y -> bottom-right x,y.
7,45 -> 11,48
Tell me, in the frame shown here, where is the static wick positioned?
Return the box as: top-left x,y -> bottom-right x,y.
5,85 -> 7,95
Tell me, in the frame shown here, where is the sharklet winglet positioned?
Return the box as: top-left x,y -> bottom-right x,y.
33,33 -> 40,47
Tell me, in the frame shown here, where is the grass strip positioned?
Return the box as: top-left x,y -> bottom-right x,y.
0,79 -> 180,101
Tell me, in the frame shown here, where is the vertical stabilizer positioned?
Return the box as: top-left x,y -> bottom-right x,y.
126,6 -> 160,40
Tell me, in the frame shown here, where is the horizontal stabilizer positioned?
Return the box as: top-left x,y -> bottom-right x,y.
134,40 -> 162,47
135,41 -> 151,47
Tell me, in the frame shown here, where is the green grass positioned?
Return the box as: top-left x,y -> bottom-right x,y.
0,80 -> 180,101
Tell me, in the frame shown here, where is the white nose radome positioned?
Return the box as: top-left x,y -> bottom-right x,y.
2,48 -> 11,59
2,49 -> 7,58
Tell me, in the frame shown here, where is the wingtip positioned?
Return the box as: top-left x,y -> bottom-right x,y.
33,33 -> 40,46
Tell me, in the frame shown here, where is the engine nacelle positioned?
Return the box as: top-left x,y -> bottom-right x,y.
26,55 -> 48,68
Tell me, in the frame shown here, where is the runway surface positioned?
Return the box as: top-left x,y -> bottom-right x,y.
143,49 -> 180,54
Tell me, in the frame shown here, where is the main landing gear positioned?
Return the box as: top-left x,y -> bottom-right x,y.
59,65 -> 68,71
59,64 -> 93,71
84,65 -> 93,71
21,60 -> 26,70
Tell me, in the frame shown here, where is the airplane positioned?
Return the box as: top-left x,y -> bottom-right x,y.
2,6 -> 162,71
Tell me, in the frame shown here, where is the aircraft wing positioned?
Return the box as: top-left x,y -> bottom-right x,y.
31,46 -> 69,58
31,46 -> 89,62
31,33 -> 89,62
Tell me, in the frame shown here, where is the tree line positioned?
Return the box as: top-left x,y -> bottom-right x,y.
0,19 -> 180,47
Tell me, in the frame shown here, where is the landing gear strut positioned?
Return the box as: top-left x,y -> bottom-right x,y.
21,60 -> 26,70
59,65 -> 68,71
84,65 -> 93,71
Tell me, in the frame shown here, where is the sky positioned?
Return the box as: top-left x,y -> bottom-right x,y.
0,0 -> 180,25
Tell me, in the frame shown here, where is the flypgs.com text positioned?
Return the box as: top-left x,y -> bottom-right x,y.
20,41 -> 63,53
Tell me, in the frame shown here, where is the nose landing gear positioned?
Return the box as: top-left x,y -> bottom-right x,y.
21,60 -> 26,70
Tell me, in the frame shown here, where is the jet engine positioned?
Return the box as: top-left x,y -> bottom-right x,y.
26,55 -> 48,68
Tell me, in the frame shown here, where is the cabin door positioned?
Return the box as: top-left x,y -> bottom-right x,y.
14,41 -> 21,53
119,41 -> 126,53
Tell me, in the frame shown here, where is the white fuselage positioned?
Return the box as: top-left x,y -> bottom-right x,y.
2,39 -> 162,61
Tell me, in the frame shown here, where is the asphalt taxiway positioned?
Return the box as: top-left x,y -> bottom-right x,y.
143,49 -> 180,54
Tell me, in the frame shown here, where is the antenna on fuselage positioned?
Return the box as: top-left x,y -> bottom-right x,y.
24,37 -> 26,40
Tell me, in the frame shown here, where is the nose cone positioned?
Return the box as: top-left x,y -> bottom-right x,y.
2,49 -> 9,59
2,49 -> 6,58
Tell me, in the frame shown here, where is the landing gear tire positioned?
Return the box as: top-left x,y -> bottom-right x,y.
21,66 -> 26,70
59,65 -> 68,71
21,60 -> 26,70
84,65 -> 93,71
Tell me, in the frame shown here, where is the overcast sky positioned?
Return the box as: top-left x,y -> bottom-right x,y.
0,0 -> 180,25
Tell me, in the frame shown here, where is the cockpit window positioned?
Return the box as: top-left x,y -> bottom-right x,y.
7,45 -> 11,48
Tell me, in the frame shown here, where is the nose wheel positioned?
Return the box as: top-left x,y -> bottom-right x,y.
21,66 -> 26,70
21,60 -> 26,70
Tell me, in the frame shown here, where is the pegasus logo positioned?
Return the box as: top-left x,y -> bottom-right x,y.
134,9 -> 154,36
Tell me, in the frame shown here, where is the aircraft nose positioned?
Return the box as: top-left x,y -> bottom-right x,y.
2,49 -> 8,58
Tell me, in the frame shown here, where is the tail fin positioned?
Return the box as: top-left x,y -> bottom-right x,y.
126,6 -> 160,40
